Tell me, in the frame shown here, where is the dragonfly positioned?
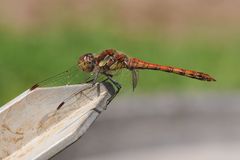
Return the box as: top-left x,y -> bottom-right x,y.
31,49 -> 216,110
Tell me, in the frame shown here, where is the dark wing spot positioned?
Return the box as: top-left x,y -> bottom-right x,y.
57,102 -> 65,110
30,84 -> 39,91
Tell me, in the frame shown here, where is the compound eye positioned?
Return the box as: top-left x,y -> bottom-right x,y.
78,53 -> 95,72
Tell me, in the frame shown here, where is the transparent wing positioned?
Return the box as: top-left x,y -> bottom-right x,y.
29,65 -> 113,110
30,65 -> 92,90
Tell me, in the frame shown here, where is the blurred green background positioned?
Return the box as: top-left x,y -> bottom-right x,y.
0,0 -> 239,105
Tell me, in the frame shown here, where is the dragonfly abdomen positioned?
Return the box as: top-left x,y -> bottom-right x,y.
128,58 -> 216,81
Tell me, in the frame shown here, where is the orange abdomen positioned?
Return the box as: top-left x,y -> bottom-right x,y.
127,58 -> 216,82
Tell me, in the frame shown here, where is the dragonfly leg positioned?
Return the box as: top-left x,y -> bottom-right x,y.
103,74 -> 121,105
96,82 -> 101,97
92,71 -> 100,85
104,73 -> 113,78
84,71 -> 101,97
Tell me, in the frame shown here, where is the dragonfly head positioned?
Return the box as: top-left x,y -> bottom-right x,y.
78,53 -> 95,72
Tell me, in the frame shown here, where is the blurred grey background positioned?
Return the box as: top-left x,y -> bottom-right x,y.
0,0 -> 240,159
51,93 -> 240,160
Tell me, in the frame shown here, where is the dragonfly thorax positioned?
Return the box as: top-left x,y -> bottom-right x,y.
78,53 -> 96,72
